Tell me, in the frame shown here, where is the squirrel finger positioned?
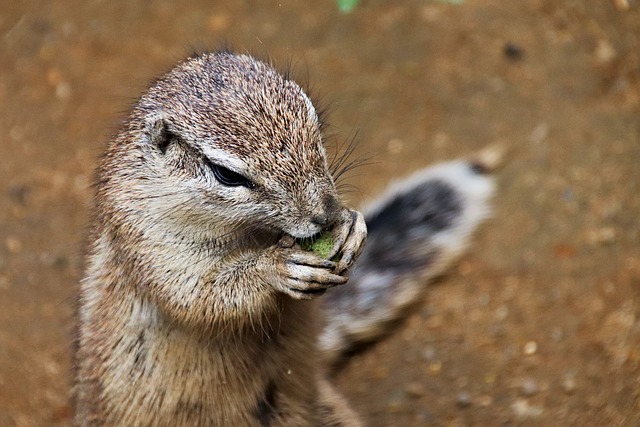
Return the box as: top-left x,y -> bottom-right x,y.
327,209 -> 357,260
334,210 -> 367,273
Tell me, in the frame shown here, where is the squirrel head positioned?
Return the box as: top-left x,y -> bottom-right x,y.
102,52 -> 341,241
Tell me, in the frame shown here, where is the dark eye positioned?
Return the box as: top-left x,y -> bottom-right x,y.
207,161 -> 255,188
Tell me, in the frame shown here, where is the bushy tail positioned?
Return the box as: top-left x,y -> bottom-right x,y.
320,147 -> 502,370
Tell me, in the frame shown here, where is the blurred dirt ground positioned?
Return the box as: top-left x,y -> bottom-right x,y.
0,1 -> 639,426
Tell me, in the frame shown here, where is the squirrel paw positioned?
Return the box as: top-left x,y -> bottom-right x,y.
274,250 -> 348,300
328,209 -> 367,274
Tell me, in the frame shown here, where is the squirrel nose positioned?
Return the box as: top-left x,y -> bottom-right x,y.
310,194 -> 341,228
311,214 -> 330,227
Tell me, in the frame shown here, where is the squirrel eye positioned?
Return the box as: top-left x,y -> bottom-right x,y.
207,161 -> 255,189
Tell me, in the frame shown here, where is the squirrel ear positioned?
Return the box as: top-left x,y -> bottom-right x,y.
145,116 -> 176,155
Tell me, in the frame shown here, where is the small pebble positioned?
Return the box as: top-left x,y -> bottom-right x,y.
494,305 -> 509,321
528,123 -> 549,145
55,82 -> 72,99
428,360 -> 442,374
503,42 -> 525,61
594,39 -> 617,65
6,237 -> 23,253
404,382 -> 425,398
520,378 -> 539,396
456,392 -> 472,408
475,394 -> 493,407
613,0 -> 630,11
422,345 -> 437,361
511,399 -> 543,419
523,341 -> 538,355
562,373 -> 577,394
588,227 -> 616,245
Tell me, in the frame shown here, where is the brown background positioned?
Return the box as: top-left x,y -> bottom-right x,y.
1,1 -> 639,425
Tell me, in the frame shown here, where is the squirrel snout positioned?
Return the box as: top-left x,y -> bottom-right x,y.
310,194 -> 341,230
311,214 -> 330,227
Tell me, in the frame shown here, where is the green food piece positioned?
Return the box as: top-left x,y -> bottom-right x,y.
337,0 -> 359,13
299,232 -> 334,259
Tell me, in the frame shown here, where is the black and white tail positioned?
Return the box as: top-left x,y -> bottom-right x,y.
320,148 -> 502,369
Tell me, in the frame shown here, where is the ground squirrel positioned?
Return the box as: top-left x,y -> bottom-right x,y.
75,51 -> 496,426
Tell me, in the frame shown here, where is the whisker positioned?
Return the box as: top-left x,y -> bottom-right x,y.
335,183 -> 364,197
334,155 -> 377,181
328,130 -> 360,179
127,191 -> 187,201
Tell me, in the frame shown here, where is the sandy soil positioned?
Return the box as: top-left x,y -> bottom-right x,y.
0,1 -> 638,426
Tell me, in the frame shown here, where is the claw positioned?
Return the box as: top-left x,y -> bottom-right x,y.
288,251 -> 337,270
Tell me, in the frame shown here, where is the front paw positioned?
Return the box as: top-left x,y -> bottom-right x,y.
328,209 -> 367,273
273,249 -> 348,300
